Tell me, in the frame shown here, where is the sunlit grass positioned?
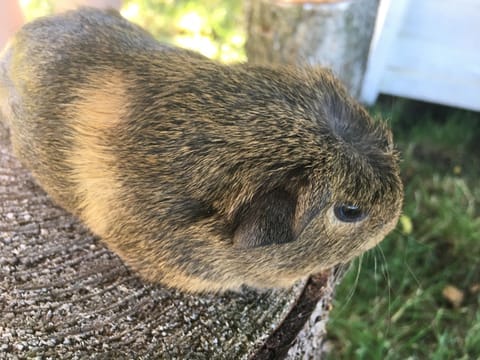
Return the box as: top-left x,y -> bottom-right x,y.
19,0 -> 53,20
121,0 -> 246,62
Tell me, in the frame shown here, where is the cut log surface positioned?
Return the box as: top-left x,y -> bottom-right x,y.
0,123 -> 337,359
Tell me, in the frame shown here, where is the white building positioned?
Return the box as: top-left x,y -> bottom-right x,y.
361,0 -> 480,111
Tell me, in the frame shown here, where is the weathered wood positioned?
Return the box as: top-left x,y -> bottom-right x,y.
245,0 -> 380,98
0,119 -> 337,358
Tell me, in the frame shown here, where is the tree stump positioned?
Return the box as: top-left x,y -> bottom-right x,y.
0,119 -> 339,358
245,0 -> 380,98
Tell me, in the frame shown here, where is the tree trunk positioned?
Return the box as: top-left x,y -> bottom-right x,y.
0,120 -> 339,358
245,0 -> 380,98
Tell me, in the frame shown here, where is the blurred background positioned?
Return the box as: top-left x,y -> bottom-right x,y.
5,0 -> 480,358
15,0 -> 247,62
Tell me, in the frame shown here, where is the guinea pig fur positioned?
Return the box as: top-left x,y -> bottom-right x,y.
0,8 -> 403,292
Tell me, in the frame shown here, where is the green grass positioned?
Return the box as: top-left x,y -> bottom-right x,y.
121,0 -> 246,62
327,98 -> 480,359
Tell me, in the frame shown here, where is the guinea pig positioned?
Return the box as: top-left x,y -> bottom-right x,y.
0,8 -> 403,292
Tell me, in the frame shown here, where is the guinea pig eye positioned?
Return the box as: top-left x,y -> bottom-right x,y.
334,204 -> 366,223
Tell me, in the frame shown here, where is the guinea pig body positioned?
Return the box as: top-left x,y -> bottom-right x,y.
0,8 -> 403,292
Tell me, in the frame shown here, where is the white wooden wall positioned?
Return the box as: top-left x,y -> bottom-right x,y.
361,0 -> 480,111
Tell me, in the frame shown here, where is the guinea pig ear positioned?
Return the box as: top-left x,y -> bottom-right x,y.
232,189 -> 296,248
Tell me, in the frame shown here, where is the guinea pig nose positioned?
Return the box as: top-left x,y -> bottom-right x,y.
334,204 -> 366,223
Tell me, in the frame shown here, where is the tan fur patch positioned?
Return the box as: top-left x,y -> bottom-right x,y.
73,71 -> 128,132
68,71 -> 128,237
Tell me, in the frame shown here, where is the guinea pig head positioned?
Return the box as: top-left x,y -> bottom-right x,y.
224,68 -> 403,287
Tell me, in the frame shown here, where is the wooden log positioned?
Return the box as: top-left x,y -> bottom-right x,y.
0,119 -> 338,358
245,0 -> 380,98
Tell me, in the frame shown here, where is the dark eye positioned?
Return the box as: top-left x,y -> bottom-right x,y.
334,204 -> 366,223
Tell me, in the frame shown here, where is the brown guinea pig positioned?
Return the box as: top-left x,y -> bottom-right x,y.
0,8 -> 403,292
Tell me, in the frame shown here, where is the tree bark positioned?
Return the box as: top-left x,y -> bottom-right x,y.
245,0 -> 380,98
0,120 -> 338,358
